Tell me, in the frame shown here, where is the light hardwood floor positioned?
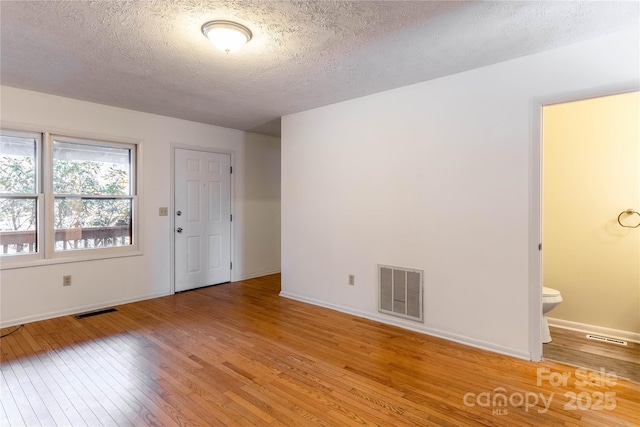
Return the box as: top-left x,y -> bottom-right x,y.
1,274 -> 639,426
544,326 -> 640,383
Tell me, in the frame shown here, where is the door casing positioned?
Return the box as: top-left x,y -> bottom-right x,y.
529,84 -> 638,361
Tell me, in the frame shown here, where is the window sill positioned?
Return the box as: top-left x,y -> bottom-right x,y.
0,249 -> 144,270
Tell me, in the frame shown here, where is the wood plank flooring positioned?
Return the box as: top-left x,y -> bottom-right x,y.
1,274 -> 639,426
544,326 -> 640,383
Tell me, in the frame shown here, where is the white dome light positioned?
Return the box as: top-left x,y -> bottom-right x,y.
201,21 -> 252,53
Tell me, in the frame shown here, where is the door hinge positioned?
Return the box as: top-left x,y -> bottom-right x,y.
230,166 -> 233,174
230,214 -> 233,222
538,243 -> 542,251
230,262 -> 233,269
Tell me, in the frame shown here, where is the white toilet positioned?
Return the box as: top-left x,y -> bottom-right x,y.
542,287 -> 563,343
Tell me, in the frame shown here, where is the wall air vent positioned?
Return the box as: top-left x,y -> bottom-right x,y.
378,265 -> 423,322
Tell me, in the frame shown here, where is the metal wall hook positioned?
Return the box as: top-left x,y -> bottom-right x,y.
617,209 -> 640,228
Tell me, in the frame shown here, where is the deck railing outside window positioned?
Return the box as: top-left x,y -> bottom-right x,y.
1,225 -> 131,254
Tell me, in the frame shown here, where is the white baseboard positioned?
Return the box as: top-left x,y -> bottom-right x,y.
548,317 -> 640,344
280,291 -> 531,361
0,291 -> 171,329
233,269 -> 281,282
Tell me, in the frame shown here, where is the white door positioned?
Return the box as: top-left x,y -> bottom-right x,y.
175,149 -> 231,292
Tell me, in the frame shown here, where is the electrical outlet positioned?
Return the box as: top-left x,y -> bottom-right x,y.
348,274 -> 355,286
63,275 -> 72,286
159,207 -> 168,216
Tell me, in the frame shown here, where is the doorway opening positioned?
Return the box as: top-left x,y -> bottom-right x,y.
540,91 -> 640,381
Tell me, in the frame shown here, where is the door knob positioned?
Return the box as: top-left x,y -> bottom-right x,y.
176,227 -> 183,233
176,210 -> 182,216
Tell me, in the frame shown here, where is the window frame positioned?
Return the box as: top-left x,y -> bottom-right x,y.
1,127 -> 143,269
0,130 -> 42,263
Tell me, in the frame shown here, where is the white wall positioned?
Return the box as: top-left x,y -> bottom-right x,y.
281,30 -> 639,360
0,86 -> 281,326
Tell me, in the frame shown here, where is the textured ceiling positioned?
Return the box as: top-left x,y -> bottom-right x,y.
1,1 -> 638,136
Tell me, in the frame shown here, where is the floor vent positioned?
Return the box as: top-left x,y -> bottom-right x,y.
75,308 -> 117,319
586,334 -> 627,346
378,265 -> 423,322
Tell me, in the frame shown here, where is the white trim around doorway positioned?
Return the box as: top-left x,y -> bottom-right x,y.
528,82 -> 640,361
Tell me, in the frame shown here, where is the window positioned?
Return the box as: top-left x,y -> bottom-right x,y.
0,130 -> 139,266
0,131 -> 40,255
52,137 -> 134,251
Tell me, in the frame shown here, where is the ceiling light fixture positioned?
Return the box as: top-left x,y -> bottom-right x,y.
201,20 -> 252,53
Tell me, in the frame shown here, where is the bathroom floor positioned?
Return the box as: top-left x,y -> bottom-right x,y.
543,326 -> 640,383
